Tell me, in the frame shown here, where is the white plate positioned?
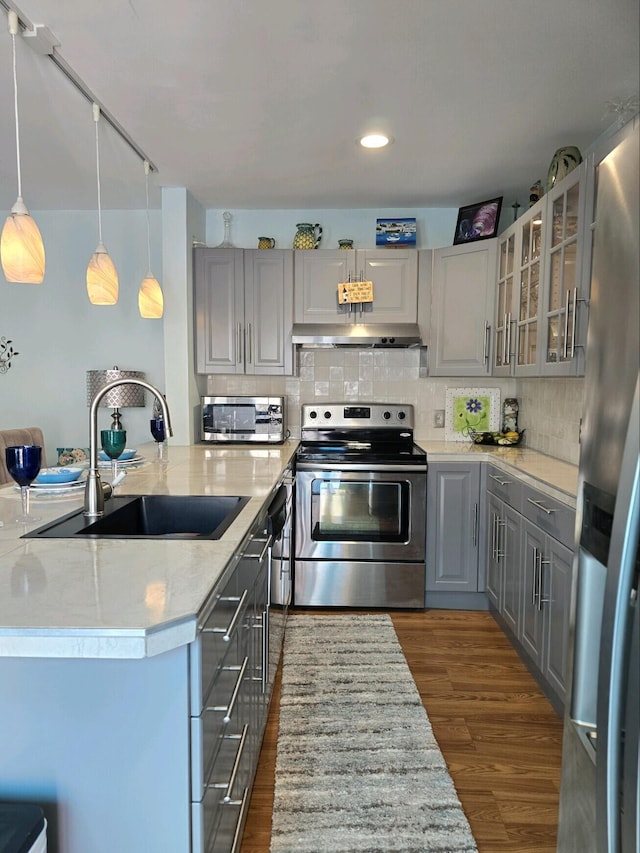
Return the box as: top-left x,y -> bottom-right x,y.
19,479 -> 87,497
98,448 -> 137,462
97,455 -> 145,468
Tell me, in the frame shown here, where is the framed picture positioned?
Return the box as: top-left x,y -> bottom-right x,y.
452,197 -> 503,245
376,217 -> 416,247
444,387 -> 500,441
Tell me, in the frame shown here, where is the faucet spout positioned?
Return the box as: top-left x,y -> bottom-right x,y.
84,379 -> 173,518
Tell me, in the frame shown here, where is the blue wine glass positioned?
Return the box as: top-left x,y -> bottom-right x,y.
150,417 -> 166,461
100,429 -> 127,486
5,445 -> 42,523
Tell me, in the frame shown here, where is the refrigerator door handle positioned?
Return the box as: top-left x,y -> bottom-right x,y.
596,373 -> 640,853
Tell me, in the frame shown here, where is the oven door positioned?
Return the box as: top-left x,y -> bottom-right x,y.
295,465 -> 426,562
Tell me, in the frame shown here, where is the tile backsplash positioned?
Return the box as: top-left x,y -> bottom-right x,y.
205,349 -> 584,466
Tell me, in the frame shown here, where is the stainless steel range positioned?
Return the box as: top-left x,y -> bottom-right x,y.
294,403 -> 427,608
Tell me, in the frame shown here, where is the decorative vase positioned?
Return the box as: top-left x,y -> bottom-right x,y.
338,239 -> 354,250
293,223 -> 322,249
546,146 -> 582,192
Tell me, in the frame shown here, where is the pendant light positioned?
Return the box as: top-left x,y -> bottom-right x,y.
138,160 -> 163,318
1,10 -> 45,284
86,103 -> 118,305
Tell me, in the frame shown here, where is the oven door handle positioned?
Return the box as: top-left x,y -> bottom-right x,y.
296,462 -> 428,473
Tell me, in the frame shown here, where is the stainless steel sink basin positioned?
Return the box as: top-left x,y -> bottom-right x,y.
24,494 -> 251,540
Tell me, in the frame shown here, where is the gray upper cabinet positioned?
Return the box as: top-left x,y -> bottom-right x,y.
194,247 -> 293,375
428,239 -> 496,376
293,249 -> 418,325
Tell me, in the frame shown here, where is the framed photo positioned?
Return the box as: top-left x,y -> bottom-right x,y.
376,217 -> 416,247
444,387 -> 500,441
453,197 -> 503,245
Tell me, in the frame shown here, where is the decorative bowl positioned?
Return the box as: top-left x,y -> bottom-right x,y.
57,447 -> 89,466
35,467 -> 84,484
469,429 -> 525,446
98,448 -> 136,462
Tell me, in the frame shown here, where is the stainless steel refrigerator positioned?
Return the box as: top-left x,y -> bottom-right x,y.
557,117 -> 639,852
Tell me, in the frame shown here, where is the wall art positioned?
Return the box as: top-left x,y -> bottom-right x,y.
445,387 -> 500,441
453,197 -> 503,245
0,337 -> 19,374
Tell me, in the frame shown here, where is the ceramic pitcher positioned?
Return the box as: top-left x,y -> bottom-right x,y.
258,237 -> 275,249
292,223 -> 322,250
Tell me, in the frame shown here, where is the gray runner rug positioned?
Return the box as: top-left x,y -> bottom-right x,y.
270,613 -> 478,853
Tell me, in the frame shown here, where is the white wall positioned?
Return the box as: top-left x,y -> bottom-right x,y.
0,209 -> 164,464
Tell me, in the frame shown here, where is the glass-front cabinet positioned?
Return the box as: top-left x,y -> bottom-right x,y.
492,162 -> 589,377
493,228 -> 516,376
516,197 -> 544,375
541,165 -> 586,375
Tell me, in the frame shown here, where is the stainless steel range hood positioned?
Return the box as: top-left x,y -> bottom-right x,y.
291,323 -> 423,347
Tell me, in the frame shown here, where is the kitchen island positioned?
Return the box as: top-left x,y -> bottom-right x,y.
0,441 -> 297,853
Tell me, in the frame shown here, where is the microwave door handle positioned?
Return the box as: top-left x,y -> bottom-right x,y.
596,373 -> 640,853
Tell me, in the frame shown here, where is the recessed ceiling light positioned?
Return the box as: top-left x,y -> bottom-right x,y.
359,133 -> 392,149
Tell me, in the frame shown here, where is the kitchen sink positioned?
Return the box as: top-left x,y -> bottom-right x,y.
24,494 -> 251,540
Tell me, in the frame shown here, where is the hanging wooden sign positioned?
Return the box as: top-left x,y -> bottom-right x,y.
338,280 -> 374,304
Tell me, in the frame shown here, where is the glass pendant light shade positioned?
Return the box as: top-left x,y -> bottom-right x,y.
86,241 -> 119,305
1,199 -> 45,283
138,274 -> 163,318
2,11 -> 45,284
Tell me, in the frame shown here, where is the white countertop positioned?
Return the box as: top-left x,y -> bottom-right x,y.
0,441 -> 297,660
0,438 -> 577,661
416,440 -> 579,505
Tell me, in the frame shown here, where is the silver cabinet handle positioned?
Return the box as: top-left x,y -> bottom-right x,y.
472,503 -> 479,547
206,589 -> 249,642
483,321 -> 491,363
489,473 -> 512,487
496,517 -> 505,559
261,607 -> 269,693
247,322 -> 253,364
539,557 -> 551,609
526,497 -> 557,515
219,724 -> 249,803
532,546 -> 539,606
491,513 -> 497,560
245,534 -> 273,563
506,312 -> 512,365
214,656 -> 248,724
502,313 -> 507,366
236,322 -> 242,364
228,787 -> 251,853
570,287 -> 577,358
563,289 -> 570,359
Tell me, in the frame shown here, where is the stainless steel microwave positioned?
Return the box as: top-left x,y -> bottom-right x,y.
200,396 -> 286,443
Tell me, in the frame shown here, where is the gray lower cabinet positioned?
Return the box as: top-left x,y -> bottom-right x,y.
486,463 -> 575,711
426,462 -> 486,606
194,247 -> 294,375
191,507 -> 273,853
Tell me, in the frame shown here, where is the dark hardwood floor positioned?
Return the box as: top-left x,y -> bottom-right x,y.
240,610 -> 564,853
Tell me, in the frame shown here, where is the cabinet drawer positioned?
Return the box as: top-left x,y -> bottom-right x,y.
191,655 -> 249,800
191,723 -> 251,851
191,580 -> 251,715
486,464 -> 522,510
521,484 -> 576,547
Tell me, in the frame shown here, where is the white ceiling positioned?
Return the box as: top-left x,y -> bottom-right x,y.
0,0 -> 638,212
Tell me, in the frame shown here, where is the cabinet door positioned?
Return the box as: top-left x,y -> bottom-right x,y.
427,463 -> 480,592
485,491 -> 503,608
514,198 -> 545,375
501,503 -> 522,636
541,166 -> 585,375
543,537 -> 572,702
244,250 -> 293,375
194,248 -> 244,374
429,240 -> 496,376
520,519 -> 546,667
293,250 -> 355,323
493,227 -> 516,376
357,249 -> 418,323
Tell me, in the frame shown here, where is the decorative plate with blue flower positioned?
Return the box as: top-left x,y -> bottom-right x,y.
445,387 -> 500,442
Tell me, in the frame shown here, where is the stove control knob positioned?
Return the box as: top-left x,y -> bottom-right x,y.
383,411 -> 392,420
398,410 -> 406,420
323,411 -> 332,420
309,410 -> 318,419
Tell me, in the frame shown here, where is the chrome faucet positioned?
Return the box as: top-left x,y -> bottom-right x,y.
84,378 -> 173,517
